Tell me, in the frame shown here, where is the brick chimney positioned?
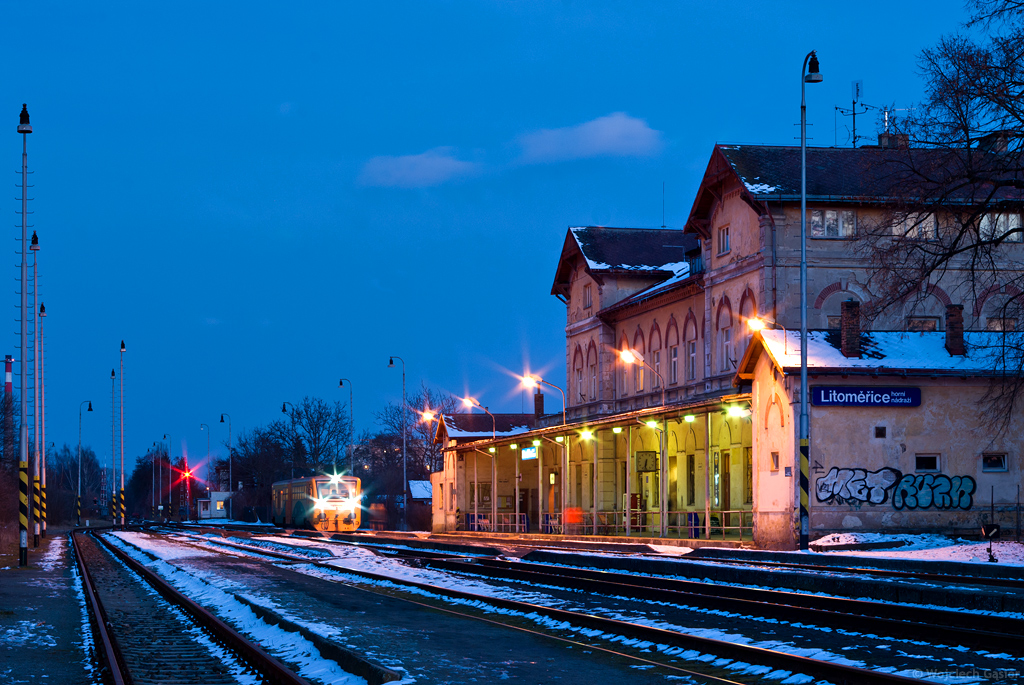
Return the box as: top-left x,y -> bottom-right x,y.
840,299 -> 861,358
945,304 -> 965,356
534,390 -> 545,419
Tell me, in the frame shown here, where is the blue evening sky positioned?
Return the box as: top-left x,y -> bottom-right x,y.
4,1 -> 967,468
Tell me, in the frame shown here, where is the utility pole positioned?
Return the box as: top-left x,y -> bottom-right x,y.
17,104 -> 32,567
111,368 -> 116,521
119,341 -> 125,525
30,232 -> 39,547
39,301 -> 46,538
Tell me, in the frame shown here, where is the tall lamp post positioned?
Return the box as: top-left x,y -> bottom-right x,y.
221,414 -> 231,520
521,374 -> 566,425
461,397 -> 495,533
281,401 -> 296,478
338,379 -> 354,474
799,50 -> 823,551
163,434 -> 171,518
387,357 -> 407,531
110,368 -> 116,522
119,340 -> 125,526
200,423 -> 210,512
31,232 -> 39,547
77,401 -> 93,526
17,104 -> 32,567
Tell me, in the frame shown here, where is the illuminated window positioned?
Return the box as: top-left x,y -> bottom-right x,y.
811,209 -> 856,238
216,501 -> 224,510
980,213 -> 1023,242
906,317 -> 939,332
987,317 -> 1017,331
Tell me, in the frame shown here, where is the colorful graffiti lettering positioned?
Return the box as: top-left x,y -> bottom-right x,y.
814,467 -> 900,505
815,467 -> 977,510
892,474 -> 976,510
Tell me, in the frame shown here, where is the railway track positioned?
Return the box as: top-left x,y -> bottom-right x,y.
72,530 -> 307,685
168,530 -> 942,684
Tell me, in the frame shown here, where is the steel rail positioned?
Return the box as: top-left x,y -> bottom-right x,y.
177,532 -> 924,685
421,556 -> 1024,654
667,554 -> 1024,590
86,532 -> 311,685
70,532 -> 128,685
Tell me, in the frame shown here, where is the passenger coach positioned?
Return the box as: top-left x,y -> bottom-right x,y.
271,475 -> 362,531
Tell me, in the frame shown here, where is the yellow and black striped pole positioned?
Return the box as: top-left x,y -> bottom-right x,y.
120,488 -> 125,526
32,474 -> 40,547
111,491 -> 116,521
19,460 -> 28,566
799,438 -> 810,549
75,495 -> 81,526
41,480 -> 47,538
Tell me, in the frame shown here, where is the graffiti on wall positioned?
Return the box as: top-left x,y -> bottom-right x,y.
815,467 -> 977,510
815,467 -> 900,505
892,474 -> 976,510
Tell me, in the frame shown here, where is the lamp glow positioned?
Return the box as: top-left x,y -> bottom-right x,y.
684,414 -> 696,423
510,443 -> 518,450
522,374 -> 540,389
612,426 -> 622,434
620,349 -> 638,364
645,420 -> 658,428
747,318 -> 766,331
581,430 -> 593,440
421,410 -> 436,422
555,436 -> 564,443
532,439 -> 541,446
488,447 -> 495,453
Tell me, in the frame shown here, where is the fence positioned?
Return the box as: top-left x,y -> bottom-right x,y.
463,512 -> 528,533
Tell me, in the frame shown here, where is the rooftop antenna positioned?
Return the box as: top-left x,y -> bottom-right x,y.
661,182 -> 666,228
835,80 -> 877,147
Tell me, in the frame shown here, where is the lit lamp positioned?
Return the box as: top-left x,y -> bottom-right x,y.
521,374 -> 566,425
619,348 -> 666,406
798,49 -> 823,551
747,317 -> 790,354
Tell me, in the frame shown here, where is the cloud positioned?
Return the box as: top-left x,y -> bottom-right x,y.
518,112 -> 663,163
358,147 -> 478,188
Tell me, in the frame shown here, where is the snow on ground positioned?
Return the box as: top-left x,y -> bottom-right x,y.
647,545 -> 694,556
813,533 -> 1024,566
107,532 -> 367,685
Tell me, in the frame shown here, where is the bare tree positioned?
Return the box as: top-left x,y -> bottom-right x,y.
857,0 -> 1024,427
281,396 -> 351,474
374,383 -> 458,475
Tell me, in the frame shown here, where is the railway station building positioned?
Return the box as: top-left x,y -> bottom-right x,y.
431,141 -> 1024,548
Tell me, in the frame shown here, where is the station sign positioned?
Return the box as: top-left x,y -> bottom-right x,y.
811,386 -> 921,407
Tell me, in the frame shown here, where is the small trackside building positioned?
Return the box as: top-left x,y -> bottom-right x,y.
736,301 -> 1023,548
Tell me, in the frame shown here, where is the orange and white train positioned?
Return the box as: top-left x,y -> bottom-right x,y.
271,475 -> 361,531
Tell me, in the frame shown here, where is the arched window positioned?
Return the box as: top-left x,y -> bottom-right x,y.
632,328 -> 646,392
586,342 -> 598,401
649,323 -> 662,388
572,346 -> 584,405
684,312 -> 699,381
666,317 -> 680,385
716,298 -> 733,373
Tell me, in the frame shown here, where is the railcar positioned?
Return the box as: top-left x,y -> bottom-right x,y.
271,475 -> 362,531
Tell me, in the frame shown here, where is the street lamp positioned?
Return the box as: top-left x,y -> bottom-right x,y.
221,414 -> 231,520
747,317 -> 791,354
119,340 -> 126,527
338,379 -> 355,474
387,356 -> 407,531
460,396 -> 496,440
521,374 -> 566,425
77,401 -> 93,526
110,368 -> 116,522
619,348 -> 665,406
200,423 -> 210,508
799,49 -> 823,551
282,401 -> 296,478
163,434 -> 171,518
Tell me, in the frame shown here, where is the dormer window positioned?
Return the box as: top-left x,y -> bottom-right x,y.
583,284 -> 592,309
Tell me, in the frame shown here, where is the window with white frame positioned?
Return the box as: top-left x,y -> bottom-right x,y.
634,360 -> 643,393
717,225 -> 730,254
575,367 -> 584,402
915,454 -> 940,472
687,340 -> 697,380
982,453 -> 1008,472
895,212 -> 938,240
719,327 -> 733,372
670,345 -> 679,384
583,283 -> 593,308
653,350 -> 661,388
589,361 -> 597,400
811,209 -> 856,238
980,213 -> 1023,242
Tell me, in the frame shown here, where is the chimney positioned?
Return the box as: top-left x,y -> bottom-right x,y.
945,304 -> 965,356
534,390 -> 545,419
878,132 -> 910,150
840,299 -> 861,358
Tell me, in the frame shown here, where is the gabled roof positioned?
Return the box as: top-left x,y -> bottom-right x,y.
736,329 -> 1008,380
551,226 -> 698,297
434,412 -> 536,444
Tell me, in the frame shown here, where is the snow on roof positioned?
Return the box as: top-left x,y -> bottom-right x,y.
440,413 -> 534,439
408,480 -> 432,500
759,329 -> 1006,372
569,226 -> 697,273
